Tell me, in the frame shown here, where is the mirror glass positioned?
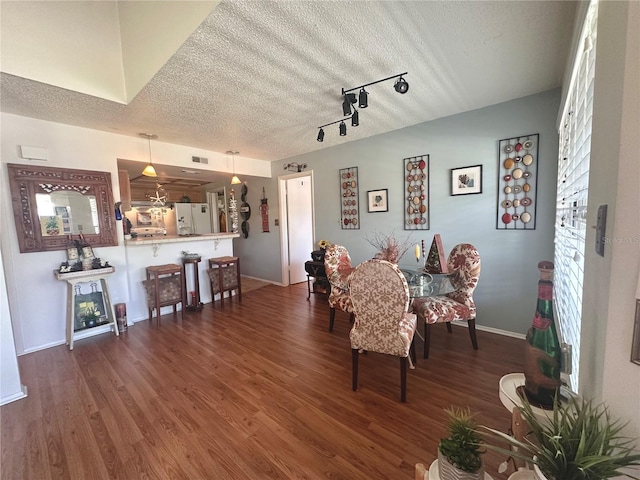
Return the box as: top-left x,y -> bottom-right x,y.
8,163 -> 117,253
35,192 -> 100,236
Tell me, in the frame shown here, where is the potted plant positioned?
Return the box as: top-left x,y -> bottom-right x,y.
82,307 -> 101,328
482,395 -> 640,480
438,407 -> 485,480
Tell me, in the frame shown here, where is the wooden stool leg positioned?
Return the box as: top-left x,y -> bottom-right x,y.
154,274 -> 161,327
236,258 -> 242,303
218,266 -> 224,307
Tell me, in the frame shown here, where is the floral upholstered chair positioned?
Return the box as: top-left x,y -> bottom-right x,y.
349,259 -> 417,402
324,244 -> 355,332
411,243 -> 481,359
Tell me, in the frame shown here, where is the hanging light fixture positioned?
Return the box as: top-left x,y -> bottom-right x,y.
339,121 -> 347,136
227,150 -> 241,184
317,128 -> 325,142
139,133 -> 158,177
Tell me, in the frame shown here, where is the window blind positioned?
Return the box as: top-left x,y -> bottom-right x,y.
554,0 -> 598,392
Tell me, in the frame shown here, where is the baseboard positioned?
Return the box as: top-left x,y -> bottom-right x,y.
0,384 -> 28,405
241,274 -> 284,286
451,320 -> 525,340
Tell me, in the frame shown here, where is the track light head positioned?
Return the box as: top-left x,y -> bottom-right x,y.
358,88 -> 368,108
351,110 -> 359,127
394,76 -> 409,94
317,128 -> 324,142
342,96 -> 352,116
339,121 -> 347,136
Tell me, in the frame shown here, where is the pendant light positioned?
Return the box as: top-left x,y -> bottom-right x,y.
139,133 -> 158,177
227,150 -> 241,184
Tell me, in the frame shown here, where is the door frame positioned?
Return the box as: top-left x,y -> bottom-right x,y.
278,171 -> 315,286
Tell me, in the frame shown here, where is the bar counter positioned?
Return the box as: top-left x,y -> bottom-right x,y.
124,233 -> 240,322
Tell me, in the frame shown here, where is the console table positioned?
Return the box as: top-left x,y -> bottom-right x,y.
55,267 -> 118,350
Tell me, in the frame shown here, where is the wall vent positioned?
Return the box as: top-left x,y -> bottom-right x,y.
192,156 -> 208,164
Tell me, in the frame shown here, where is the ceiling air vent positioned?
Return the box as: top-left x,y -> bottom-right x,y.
192,156 -> 208,164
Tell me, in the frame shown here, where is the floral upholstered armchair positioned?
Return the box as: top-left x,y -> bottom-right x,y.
323,244 -> 355,332
349,259 -> 417,402
411,243 -> 481,358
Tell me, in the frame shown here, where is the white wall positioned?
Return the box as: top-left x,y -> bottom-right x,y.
0,232 -> 27,405
0,114 -> 271,354
585,0 -> 640,440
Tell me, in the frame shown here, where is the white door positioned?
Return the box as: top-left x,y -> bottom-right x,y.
281,174 -> 314,284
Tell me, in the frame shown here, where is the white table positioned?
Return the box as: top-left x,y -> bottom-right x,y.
55,267 -> 118,350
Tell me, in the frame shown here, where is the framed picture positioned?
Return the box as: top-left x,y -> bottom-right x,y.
451,164 -> 483,196
367,189 -> 388,212
632,299 -> 640,366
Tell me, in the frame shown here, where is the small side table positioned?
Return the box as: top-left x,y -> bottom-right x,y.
183,256 -> 204,311
55,267 -> 118,350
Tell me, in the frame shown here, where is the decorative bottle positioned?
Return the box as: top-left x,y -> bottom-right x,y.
65,235 -> 79,264
523,260 -> 561,408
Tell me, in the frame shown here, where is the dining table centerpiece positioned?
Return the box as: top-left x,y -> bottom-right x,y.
367,231 -> 413,264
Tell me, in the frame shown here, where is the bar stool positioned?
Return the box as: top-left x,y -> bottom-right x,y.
143,264 -> 185,326
182,255 -> 203,311
207,256 -> 242,307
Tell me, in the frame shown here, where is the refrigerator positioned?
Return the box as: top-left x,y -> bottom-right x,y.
175,203 -> 212,235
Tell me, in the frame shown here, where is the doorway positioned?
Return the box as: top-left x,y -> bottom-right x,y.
278,172 -> 314,285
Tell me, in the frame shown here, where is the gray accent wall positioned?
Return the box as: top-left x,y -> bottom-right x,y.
238,89 -> 560,336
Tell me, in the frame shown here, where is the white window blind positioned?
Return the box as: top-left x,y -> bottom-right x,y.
554,0 -> 598,392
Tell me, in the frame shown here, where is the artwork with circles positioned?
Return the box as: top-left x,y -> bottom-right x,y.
339,166 -> 359,230
404,155 -> 430,230
497,133 -> 539,230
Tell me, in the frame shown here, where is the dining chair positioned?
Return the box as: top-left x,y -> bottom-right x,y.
349,259 -> 417,402
323,244 -> 355,331
411,243 -> 481,358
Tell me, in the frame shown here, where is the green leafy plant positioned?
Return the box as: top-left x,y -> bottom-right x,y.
482,396 -> 640,480
82,307 -> 100,321
439,407 -> 484,473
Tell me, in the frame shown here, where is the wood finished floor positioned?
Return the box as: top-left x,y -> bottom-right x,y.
1,283 -> 524,480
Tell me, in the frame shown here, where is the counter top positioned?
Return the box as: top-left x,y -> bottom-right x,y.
125,232 -> 239,246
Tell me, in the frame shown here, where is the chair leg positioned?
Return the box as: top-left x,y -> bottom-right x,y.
351,348 -> 359,391
468,318 -> 479,350
400,357 -> 407,403
446,322 -> 453,333
329,307 -> 336,332
423,322 -> 432,359
410,337 -> 417,365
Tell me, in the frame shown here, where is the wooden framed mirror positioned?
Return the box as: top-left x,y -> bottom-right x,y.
7,164 -> 118,253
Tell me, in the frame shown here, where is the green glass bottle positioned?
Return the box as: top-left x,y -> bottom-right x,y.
523,260 -> 561,408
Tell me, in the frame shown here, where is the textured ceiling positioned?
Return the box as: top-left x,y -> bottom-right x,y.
0,1 -> 577,163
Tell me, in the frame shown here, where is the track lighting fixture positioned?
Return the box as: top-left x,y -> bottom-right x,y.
359,88 -> 368,108
394,76 -> 409,94
139,133 -> 158,177
315,72 -> 408,141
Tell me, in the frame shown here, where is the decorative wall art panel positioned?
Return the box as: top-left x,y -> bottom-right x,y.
404,155 -> 430,230
339,166 -> 359,229
496,133 -> 539,230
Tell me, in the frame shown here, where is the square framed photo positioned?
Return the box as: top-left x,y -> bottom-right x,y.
451,165 -> 482,196
367,189 -> 388,212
